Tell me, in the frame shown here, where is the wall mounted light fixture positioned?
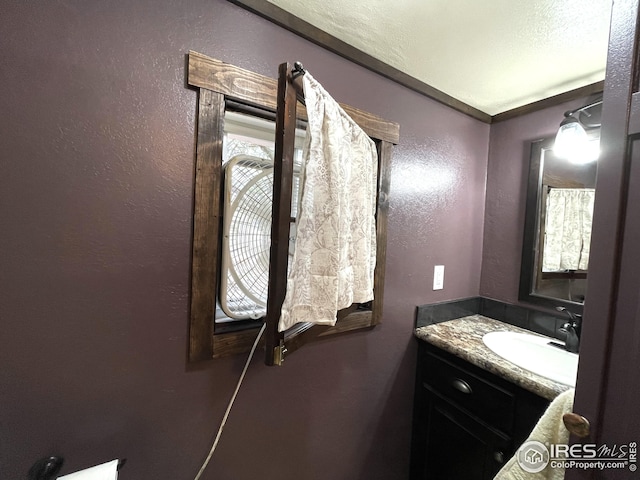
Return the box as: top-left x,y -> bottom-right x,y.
554,97 -> 602,164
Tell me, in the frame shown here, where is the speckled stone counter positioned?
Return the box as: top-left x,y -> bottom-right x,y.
414,315 -> 572,401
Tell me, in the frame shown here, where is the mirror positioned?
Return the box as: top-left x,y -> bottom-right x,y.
519,136 -> 597,312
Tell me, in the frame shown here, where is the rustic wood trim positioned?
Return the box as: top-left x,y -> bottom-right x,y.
280,310 -> 375,358
341,104 -> 400,145
264,62 -> 298,365
188,54 -> 396,361
212,327 -> 264,358
492,81 -> 605,123
188,51 -> 279,111
371,140 -> 392,325
188,51 -> 400,144
540,271 -> 587,280
189,89 -> 225,362
227,0 -> 491,123
319,310 -> 374,336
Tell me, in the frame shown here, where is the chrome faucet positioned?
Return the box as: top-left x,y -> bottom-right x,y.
556,306 -> 582,353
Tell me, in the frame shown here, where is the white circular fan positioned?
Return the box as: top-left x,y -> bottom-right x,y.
220,155 -> 274,320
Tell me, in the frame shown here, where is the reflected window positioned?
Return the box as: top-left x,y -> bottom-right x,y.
542,188 -> 595,273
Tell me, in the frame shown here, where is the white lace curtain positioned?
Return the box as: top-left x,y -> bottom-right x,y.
542,188 -> 595,272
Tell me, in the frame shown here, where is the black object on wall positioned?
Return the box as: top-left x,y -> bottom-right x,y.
28,457 -> 63,480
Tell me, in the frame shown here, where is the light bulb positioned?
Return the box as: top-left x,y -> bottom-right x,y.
554,118 -> 588,159
567,137 -> 600,164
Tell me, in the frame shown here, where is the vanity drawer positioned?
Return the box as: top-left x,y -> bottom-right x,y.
422,351 -> 515,433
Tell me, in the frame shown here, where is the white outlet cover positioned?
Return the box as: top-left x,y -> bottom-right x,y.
433,265 -> 444,290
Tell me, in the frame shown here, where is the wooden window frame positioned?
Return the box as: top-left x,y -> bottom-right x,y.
187,51 -> 399,362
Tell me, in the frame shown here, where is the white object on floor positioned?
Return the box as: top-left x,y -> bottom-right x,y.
57,459 -> 118,480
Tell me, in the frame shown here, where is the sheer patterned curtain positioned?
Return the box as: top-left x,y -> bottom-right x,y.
542,188 -> 595,272
278,73 -> 378,332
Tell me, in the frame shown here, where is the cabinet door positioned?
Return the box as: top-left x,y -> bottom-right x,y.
419,394 -> 510,480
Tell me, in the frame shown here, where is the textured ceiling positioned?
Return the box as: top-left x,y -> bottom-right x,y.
266,0 -> 612,115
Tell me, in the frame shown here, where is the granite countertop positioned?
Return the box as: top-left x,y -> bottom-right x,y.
414,315 -> 573,401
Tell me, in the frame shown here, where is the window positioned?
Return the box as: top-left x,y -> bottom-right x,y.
218,112 -> 304,323
187,51 -> 398,362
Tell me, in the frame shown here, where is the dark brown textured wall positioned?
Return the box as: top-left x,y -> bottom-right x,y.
0,1 -> 489,478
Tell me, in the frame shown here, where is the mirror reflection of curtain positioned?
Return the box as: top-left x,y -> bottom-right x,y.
542,188 -> 595,272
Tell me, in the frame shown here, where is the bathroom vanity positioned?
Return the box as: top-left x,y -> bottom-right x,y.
410,316 -> 572,480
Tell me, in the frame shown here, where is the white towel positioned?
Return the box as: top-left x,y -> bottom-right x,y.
278,73 -> 378,332
494,388 -> 575,480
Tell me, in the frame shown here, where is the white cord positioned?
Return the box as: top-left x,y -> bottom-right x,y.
193,322 -> 266,480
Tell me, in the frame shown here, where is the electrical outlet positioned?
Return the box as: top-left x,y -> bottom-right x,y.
433,265 -> 444,290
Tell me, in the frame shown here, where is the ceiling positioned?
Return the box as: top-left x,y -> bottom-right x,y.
261,0 -> 612,117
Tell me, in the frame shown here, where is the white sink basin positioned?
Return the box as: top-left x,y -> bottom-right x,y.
482,331 -> 579,387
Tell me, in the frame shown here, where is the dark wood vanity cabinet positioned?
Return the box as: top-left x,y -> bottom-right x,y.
410,342 -> 549,480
